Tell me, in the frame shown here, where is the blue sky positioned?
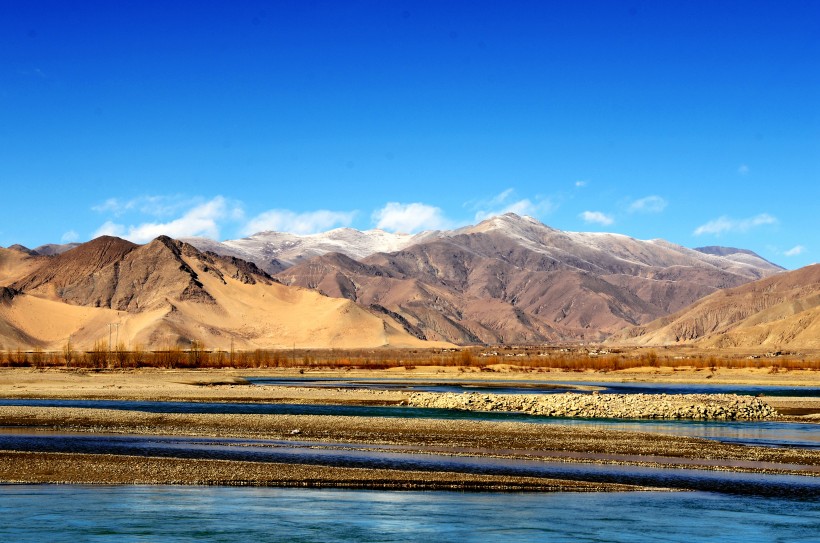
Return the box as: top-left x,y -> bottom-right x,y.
1,1 -> 817,268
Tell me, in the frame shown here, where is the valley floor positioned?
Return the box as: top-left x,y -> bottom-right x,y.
1,365 -> 818,411
1,366 -> 818,491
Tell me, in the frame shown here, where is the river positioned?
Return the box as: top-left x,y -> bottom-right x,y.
1,486 -> 818,542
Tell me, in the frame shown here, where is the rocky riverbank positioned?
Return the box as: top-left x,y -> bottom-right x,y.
0,451 -> 641,492
407,391 -> 778,420
5,405 -> 815,465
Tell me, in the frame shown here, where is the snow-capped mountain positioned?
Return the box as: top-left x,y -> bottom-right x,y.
5,214 -> 789,346
186,213 -> 782,280
455,214 -> 782,279
184,228 -> 441,274
259,213 -> 785,344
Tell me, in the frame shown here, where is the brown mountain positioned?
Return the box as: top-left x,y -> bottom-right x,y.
12,236 -> 140,305
31,242 -> 83,256
0,246 -> 45,286
276,214 -> 783,344
0,236 -> 443,351
611,264 -> 820,350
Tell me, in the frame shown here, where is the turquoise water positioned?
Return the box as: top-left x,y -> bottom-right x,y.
1,486 -> 818,542
3,431 -> 819,497
3,398 -> 818,448
246,376 -> 820,397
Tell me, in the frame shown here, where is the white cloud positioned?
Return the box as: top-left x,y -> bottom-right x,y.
580,211 -> 614,226
372,202 -> 450,233
628,195 -> 667,214
738,164 -> 750,175
472,189 -> 554,222
575,180 -> 587,188
784,245 -> 806,257
693,213 -> 777,236
486,188 -> 515,206
93,196 -> 233,243
93,221 -> 126,238
92,195 -> 193,218
229,205 -> 245,222
243,209 -> 356,235
60,230 -> 79,243
92,198 -> 124,215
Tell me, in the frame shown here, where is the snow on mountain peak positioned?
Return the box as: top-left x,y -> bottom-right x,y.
183,212 -> 782,280
184,227 -> 436,272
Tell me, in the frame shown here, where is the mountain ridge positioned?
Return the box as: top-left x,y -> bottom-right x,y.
0,236 -> 441,350
610,264 -> 820,350
183,213 -> 782,279
1,214 -> 792,349
272,214 -> 784,344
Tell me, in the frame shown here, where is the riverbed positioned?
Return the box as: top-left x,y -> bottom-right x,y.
2,368 -> 819,540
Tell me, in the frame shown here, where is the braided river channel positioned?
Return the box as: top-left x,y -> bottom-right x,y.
2,377 -> 819,541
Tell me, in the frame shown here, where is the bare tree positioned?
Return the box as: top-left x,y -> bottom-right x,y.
32,348 -> 44,369
189,340 -> 206,367
131,344 -> 145,367
90,339 -> 108,369
63,337 -> 74,368
115,342 -> 129,368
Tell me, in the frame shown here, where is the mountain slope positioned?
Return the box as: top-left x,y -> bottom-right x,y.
611,264 -> 820,349
275,214 -> 782,344
0,246 -> 44,286
1,236 -> 443,350
11,236 -> 140,304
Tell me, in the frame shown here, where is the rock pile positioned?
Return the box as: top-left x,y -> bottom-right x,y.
407,391 -> 778,420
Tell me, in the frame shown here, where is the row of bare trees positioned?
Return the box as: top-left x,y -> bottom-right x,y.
1,342 -> 819,371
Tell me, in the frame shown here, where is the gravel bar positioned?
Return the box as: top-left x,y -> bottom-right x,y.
3,406 -> 819,467
0,451 -> 650,491
407,391 -> 778,420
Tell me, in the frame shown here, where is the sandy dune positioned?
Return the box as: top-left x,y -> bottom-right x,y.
0,237 -> 449,351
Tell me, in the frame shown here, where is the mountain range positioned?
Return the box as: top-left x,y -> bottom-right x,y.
2,213 -> 811,351
192,214 -> 783,344
0,237 -> 440,351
